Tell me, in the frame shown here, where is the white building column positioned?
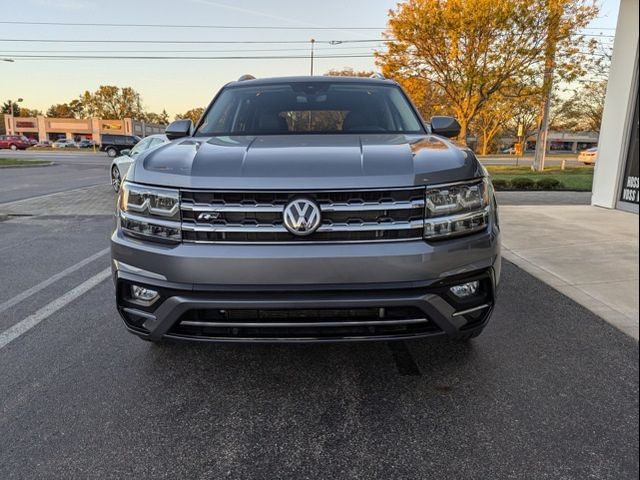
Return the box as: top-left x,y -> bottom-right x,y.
591,0 -> 639,210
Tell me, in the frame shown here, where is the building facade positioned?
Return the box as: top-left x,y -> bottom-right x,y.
592,0 -> 639,213
3,115 -> 165,143
497,131 -> 599,153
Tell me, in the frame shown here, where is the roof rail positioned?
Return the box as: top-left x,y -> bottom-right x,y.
369,73 -> 385,80
237,74 -> 256,81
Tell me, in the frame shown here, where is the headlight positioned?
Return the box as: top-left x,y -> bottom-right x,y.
424,178 -> 490,240
118,182 -> 181,242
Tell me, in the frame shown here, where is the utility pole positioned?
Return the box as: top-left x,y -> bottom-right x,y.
532,0 -> 563,172
309,38 -> 316,76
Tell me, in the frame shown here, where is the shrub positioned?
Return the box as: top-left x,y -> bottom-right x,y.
491,178 -> 510,190
536,177 -> 562,190
510,177 -> 536,190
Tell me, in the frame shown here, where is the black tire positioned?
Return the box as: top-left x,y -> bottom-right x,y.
111,166 -> 122,192
106,147 -> 118,158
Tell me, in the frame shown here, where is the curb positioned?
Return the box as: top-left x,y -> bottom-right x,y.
0,183 -> 110,209
0,162 -> 55,169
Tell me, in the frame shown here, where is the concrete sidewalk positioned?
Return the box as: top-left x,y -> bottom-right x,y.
500,205 -> 639,340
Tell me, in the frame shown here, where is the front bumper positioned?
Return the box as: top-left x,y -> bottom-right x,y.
111,226 -> 501,343
115,268 -> 497,343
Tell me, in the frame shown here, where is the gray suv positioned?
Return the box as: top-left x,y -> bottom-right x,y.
111,76 -> 501,343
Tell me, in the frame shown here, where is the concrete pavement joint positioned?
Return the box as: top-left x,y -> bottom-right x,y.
502,247 -> 639,340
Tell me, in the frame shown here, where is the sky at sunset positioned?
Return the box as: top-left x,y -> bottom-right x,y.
0,0 -> 621,117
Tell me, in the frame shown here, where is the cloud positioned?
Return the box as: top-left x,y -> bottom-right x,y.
188,0 -> 369,37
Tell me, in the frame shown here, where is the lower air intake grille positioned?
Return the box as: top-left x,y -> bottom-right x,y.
169,306 -> 440,340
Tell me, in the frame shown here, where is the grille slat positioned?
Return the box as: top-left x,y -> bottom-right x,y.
169,306 -> 441,340
180,187 -> 425,243
181,199 -> 425,213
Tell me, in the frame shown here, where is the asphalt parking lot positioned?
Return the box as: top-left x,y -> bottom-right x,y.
0,150 -> 109,203
0,181 -> 637,479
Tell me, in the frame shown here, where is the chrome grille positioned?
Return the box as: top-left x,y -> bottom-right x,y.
180,187 -> 425,243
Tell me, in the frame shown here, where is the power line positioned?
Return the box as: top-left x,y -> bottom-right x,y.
0,38 -> 388,44
0,20 -> 617,32
0,20 -> 386,30
0,33 -> 614,47
1,51 -> 609,61
0,45 -> 387,54
0,54 -> 378,60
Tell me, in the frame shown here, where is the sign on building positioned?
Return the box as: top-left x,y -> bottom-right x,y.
620,97 -> 639,205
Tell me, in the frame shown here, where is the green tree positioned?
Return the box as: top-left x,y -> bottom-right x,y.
78,85 -> 146,119
1,102 -> 41,117
175,108 -> 205,125
505,93 -> 542,152
376,0 -> 598,145
325,68 -> 376,77
145,109 -> 170,125
552,80 -> 607,132
17,107 -> 42,117
1,101 -> 21,116
47,100 -> 84,118
471,96 -> 513,155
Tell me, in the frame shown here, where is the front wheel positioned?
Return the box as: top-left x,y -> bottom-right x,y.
10,144 -> 17,151
106,147 -> 117,158
111,166 -> 122,192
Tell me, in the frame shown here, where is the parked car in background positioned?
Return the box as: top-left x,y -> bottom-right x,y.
110,134 -> 169,192
578,147 -> 598,165
501,146 -> 516,154
78,139 -> 96,149
52,139 -> 77,149
35,140 -> 52,148
0,135 -> 31,151
101,134 -> 141,158
28,138 -> 38,146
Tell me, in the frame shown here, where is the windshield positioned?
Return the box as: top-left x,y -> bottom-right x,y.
195,82 -> 425,136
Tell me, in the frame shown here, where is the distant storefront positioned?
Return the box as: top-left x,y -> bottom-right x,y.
3,115 -> 165,144
497,131 -> 599,153
592,0 -> 639,213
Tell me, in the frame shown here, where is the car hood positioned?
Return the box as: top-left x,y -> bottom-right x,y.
131,134 -> 483,190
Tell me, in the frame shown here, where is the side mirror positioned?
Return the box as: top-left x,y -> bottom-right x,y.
165,119 -> 193,140
120,149 -> 131,157
430,116 -> 461,138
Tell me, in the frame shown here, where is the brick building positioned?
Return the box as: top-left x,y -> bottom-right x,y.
3,115 -> 165,143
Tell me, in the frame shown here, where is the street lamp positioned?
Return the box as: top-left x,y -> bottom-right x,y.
7,98 -> 23,134
309,38 -> 316,76
9,98 -> 23,118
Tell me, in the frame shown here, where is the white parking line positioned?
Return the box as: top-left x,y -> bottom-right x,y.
0,247 -> 109,315
0,268 -> 111,350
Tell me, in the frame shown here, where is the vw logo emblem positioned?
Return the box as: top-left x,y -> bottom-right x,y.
283,198 -> 322,236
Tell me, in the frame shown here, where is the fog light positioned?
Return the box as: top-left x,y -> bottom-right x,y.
450,281 -> 480,298
131,285 -> 159,304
